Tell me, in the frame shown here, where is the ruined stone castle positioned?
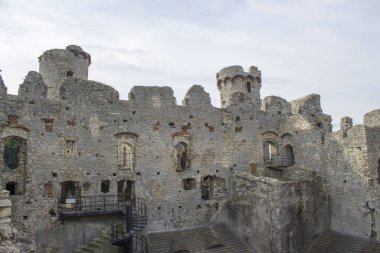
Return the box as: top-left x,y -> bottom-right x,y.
0,45 -> 379,253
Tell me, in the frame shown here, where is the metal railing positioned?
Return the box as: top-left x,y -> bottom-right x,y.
111,198 -> 148,252
264,155 -> 295,168
58,195 -> 132,218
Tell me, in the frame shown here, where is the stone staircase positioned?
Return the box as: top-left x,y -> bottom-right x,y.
75,227 -> 120,253
307,230 -> 380,253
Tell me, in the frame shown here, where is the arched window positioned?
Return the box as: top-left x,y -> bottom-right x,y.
66,71 -> 73,77
263,140 -> 277,159
3,136 -> 25,170
283,144 -> 295,166
175,142 -> 190,172
119,143 -> 133,169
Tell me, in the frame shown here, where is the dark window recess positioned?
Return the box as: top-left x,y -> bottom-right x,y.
23,216 -> 28,220
66,71 -> 73,77
52,172 -> 57,177
235,116 -> 240,122
183,178 -> 196,190
6,182 -> 17,195
117,180 -> 135,201
175,142 -> 190,171
101,180 -> 110,193
378,158 -> 380,184
49,209 -> 57,217
246,82 -> 252,93
3,138 -> 23,170
169,122 -> 175,127
201,176 -> 213,200
60,181 -> 80,203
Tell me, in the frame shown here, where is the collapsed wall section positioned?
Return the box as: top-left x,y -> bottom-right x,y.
217,172 -> 329,253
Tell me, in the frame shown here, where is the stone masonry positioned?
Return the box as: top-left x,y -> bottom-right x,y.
0,45 -> 379,253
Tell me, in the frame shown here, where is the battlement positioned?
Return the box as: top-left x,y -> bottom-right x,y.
128,86 -> 177,107
290,94 -> 322,115
262,96 -> 292,115
364,109 -> 380,127
216,65 -> 261,81
217,65 -> 262,108
182,85 -> 212,108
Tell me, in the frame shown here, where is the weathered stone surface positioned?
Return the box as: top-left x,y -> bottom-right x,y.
0,45 -> 379,253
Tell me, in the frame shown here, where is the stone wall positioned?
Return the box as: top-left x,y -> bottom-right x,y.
217,172 -> 329,253
0,190 -> 20,253
0,45 -> 379,252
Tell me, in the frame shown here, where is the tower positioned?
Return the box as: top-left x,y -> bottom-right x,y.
38,45 -> 91,100
216,65 -> 262,108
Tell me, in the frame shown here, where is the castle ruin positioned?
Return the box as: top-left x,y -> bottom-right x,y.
0,45 -> 379,253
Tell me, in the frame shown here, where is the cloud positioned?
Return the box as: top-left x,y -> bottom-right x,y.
0,0 -> 379,128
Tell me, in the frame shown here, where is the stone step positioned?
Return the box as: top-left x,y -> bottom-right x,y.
307,231 -> 380,253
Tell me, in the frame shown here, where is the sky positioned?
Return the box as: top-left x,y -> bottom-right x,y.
0,0 -> 379,129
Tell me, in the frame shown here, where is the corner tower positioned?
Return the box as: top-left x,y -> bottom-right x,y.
217,65 -> 262,108
39,45 -> 91,100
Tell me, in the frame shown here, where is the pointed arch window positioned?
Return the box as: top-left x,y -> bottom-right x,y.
119,142 -> 134,170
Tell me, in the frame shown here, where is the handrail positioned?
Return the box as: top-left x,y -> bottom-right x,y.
264,155 -> 295,167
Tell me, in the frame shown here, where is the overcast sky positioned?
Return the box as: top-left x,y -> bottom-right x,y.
0,0 -> 379,129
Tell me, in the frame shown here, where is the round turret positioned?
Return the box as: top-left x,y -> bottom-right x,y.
216,65 -> 261,108
39,45 -> 91,100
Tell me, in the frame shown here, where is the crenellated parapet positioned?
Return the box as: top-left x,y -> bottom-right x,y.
217,65 -> 261,108
18,71 -> 47,100
364,109 -> 380,127
128,86 -> 177,107
262,96 -> 292,115
182,85 -> 212,108
39,45 -> 91,100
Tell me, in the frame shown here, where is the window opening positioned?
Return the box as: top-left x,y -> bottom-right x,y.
101,180 -> 110,193
120,143 -> 133,169
183,178 -> 196,190
67,71 -> 73,77
263,141 -> 277,160
283,144 -> 295,165
3,137 -> 23,170
201,176 -> 213,200
65,140 -> 75,155
247,82 -> 252,93
6,182 -> 17,195
118,180 -> 135,201
175,142 -> 189,171
60,181 -> 80,204
378,158 -> 380,184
